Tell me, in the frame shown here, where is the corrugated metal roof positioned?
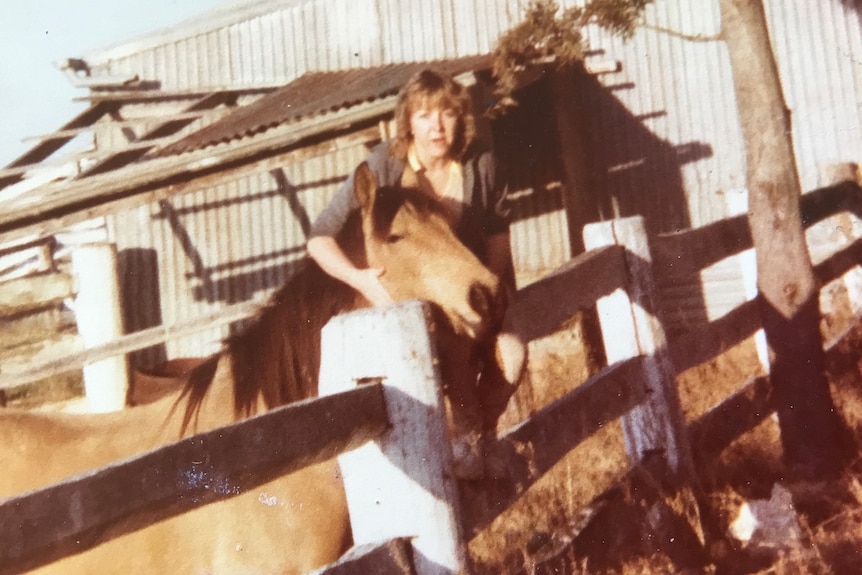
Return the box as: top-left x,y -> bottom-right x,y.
157,54 -> 492,156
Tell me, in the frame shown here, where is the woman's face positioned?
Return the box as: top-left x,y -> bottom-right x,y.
409,100 -> 459,163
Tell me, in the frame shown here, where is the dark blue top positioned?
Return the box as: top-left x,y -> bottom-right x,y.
309,140 -> 510,260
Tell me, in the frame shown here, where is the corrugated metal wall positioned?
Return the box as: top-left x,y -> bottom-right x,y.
766,0 -> 862,192
87,0 -> 527,89
110,137 -> 371,361
95,0 -> 862,356
575,2 -> 748,331
573,0 -> 862,331
766,0 -> 862,334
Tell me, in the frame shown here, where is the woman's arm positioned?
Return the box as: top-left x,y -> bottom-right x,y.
306,235 -> 392,305
308,148 -> 402,306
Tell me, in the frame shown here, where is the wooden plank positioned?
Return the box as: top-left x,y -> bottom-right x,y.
1,103 -> 116,174
651,181 -> 861,279
20,111 -> 223,144
0,299 -> 261,390
688,374 -> 772,460
508,245 -> 625,342
0,311 -> 75,352
653,213 -> 752,279
319,302 -> 468,575
0,165 -> 34,180
815,235 -> 862,286
76,86 -> 274,104
465,356 -> 648,533
66,75 -> 139,89
0,383 -> 388,575
687,304 -> 862,462
800,180 -> 862,227
310,538 -> 415,575
81,93 -> 234,177
0,236 -> 54,260
668,297 -> 761,374
0,272 -> 72,315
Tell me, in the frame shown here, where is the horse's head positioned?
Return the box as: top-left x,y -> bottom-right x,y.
351,162 -> 506,341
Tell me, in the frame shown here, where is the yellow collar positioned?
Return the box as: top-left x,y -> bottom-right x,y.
407,144 -> 464,182
407,144 -> 424,173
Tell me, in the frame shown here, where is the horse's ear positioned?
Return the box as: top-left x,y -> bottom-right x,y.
400,165 -> 419,189
353,162 -> 377,212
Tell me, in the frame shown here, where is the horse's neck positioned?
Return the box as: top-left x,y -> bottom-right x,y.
175,249 -> 369,431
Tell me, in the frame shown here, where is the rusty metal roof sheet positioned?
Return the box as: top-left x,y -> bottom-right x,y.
157,54 -> 493,157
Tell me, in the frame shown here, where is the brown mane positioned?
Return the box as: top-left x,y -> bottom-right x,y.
177,183 -> 447,430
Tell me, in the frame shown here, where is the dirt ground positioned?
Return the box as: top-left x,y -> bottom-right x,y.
468,306 -> 862,575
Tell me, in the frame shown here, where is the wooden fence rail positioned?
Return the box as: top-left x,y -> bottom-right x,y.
0,299 -> 262,390
0,384 -> 387,574
654,180 -> 862,460
655,180 -> 862,370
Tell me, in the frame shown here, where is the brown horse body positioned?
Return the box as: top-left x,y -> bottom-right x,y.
0,164 -> 505,574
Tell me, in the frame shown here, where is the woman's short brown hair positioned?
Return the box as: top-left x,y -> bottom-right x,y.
390,69 -> 477,161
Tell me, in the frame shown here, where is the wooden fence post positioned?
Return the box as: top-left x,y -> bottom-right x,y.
318,301 -> 467,575
724,187 -> 769,370
72,243 -> 129,412
583,216 -> 695,481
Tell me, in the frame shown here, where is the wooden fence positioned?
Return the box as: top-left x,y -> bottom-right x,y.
2,179 -> 861,574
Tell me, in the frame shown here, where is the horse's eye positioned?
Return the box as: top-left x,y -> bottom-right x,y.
387,233 -> 404,244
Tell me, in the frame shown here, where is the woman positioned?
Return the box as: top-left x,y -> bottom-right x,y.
307,69 -> 525,477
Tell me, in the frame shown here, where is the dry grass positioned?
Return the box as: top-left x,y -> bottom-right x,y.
469,313 -> 862,574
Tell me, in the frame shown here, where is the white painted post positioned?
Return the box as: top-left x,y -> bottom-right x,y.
583,216 -> 694,480
72,243 -> 129,412
318,301 -> 468,575
725,187 -> 769,370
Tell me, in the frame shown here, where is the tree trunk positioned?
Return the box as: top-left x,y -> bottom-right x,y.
719,0 -> 848,478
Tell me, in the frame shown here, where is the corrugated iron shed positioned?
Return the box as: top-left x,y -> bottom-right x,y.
76,0 -> 520,91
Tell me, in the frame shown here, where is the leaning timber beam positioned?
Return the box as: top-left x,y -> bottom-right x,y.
0,103 -> 117,190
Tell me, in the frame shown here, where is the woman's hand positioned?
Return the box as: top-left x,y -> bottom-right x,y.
308,236 -> 393,306
350,267 -> 393,306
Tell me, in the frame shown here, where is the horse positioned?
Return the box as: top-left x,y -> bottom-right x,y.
129,357 -> 212,405
0,163 -> 508,574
